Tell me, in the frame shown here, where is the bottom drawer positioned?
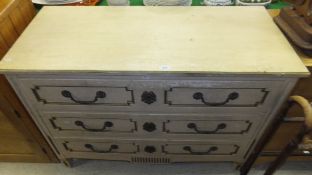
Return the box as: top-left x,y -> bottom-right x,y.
164,143 -> 239,155
63,141 -> 139,154
55,139 -> 248,163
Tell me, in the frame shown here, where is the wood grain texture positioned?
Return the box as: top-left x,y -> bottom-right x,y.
0,18 -> 18,47
0,0 -> 57,163
0,6 -> 308,76
0,110 -> 34,154
18,0 -> 34,24
0,75 -> 58,163
0,87 -> 55,162
0,0 -> 19,22
9,6 -> 27,35
0,34 -> 9,58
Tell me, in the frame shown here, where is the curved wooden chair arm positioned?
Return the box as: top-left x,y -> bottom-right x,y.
289,96 -> 312,143
289,96 -> 312,130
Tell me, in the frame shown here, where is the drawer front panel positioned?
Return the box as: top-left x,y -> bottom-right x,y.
163,143 -> 239,155
63,141 -> 139,154
15,75 -> 285,114
33,86 -> 134,106
164,120 -> 252,134
166,88 -> 267,107
42,112 -> 140,138
46,117 -> 137,133
55,139 -> 247,162
42,112 -> 259,139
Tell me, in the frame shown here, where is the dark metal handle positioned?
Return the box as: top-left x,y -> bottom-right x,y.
75,120 -> 113,132
193,92 -> 239,106
85,144 -> 118,153
61,90 -> 106,105
187,123 -> 226,134
183,146 -> 218,155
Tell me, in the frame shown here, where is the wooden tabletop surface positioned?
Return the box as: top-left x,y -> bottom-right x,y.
0,6 -> 308,76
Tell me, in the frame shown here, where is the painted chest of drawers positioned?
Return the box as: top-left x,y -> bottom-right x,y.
0,6 -> 309,165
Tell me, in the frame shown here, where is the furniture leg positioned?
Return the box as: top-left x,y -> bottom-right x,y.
62,158 -> 73,167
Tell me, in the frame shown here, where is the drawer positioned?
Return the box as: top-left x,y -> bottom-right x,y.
164,120 -> 252,135
44,115 -> 137,135
42,112 -> 140,138
55,139 -> 247,163
14,75 -> 285,114
41,112 -> 259,139
63,141 -> 139,154
32,86 -> 134,106
56,139 -> 140,160
56,139 -> 139,161
163,143 -> 239,155
166,88 -> 268,107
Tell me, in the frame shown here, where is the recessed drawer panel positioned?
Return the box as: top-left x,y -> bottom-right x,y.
163,143 -> 239,155
63,141 -> 139,154
14,75 -> 286,114
42,113 -> 137,137
42,112 -> 259,139
164,120 -> 252,134
166,88 -> 268,107
33,86 -> 134,106
54,139 -> 247,162
47,117 -> 136,133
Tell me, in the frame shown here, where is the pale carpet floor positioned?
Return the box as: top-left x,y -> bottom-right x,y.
0,160 -> 311,175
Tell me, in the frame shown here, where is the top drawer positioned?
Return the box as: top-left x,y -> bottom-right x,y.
33,86 -> 133,106
166,88 -> 266,107
12,75 -> 286,114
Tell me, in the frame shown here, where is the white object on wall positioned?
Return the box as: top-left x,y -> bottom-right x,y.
235,0 -> 272,6
143,0 -> 192,6
203,0 -> 234,5
107,0 -> 130,5
32,0 -> 82,5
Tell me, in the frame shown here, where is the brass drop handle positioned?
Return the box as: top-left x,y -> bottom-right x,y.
75,120 -> 113,132
61,90 -> 106,104
193,92 -> 239,106
187,123 -> 227,134
85,144 -> 118,153
183,146 -> 218,155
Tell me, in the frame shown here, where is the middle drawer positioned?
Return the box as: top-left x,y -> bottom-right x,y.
41,112 -> 261,139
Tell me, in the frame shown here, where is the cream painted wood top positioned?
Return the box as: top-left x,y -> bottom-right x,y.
0,6 -> 309,75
